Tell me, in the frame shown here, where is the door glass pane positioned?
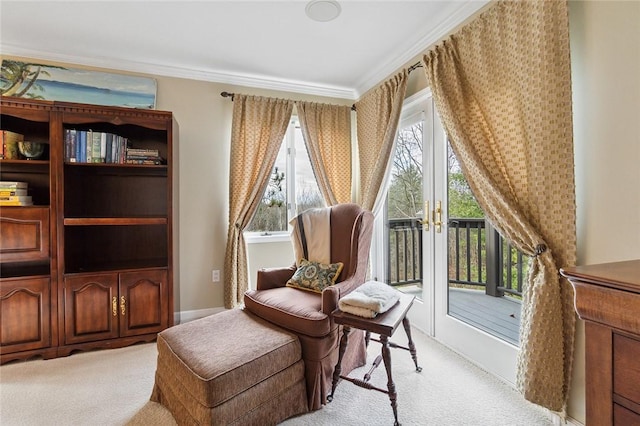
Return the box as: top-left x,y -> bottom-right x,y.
446,142 -> 525,346
386,120 -> 423,299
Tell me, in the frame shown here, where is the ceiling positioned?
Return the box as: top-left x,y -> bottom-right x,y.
0,1 -> 489,99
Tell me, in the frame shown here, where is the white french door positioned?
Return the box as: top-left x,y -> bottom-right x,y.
382,89 -> 518,386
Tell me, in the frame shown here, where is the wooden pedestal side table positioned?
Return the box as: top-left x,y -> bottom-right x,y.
328,292 -> 422,426
561,259 -> 640,426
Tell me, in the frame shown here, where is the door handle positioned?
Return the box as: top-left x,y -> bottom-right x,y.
120,296 -> 126,316
433,201 -> 443,233
423,200 -> 430,231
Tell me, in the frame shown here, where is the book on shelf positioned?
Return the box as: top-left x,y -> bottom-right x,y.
89,129 -> 108,163
65,129 -> 77,162
89,130 -> 106,163
0,195 -> 33,206
105,133 -> 113,163
86,129 -> 93,163
0,195 -> 32,202
0,181 -> 29,189
1,129 -> 25,160
77,130 -> 87,163
0,201 -> 33,206
126,148 -> 160,157
0,189 -> 28,196
125,158 -> 163,165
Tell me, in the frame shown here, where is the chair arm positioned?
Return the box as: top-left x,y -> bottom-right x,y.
255,264 -> 297,290
321,275 -> 363,315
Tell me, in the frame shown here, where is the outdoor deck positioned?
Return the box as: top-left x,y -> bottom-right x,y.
398,286 -> 521,346
448,288 -> 520,345
388,216 -> 526,347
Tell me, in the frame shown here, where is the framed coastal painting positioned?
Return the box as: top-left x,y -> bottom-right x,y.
0,60 -> 156,109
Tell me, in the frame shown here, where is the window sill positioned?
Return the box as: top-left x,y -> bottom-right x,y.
244,232 -> 290,244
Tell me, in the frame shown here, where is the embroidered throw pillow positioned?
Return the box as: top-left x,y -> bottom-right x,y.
286,258 -> 344,293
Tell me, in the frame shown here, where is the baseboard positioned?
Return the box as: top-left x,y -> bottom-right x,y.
552,413 -> 584,426
174,307 -> 226,324
566,416 -> 584,426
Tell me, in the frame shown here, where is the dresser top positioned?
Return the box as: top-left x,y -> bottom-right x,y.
560,259 -> 640,293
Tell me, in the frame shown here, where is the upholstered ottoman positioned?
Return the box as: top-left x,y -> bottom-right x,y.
150,308 -> 308,425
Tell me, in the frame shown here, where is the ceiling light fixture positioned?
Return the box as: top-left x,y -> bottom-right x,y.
305,0 -> 341,22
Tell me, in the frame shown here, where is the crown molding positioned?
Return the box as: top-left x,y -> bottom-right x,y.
353,0 -> 489,98
0,44 -> 357,100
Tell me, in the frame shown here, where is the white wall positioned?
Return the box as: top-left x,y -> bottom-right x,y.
570,0 -> 640,264
246,237 -> 294,290
568,1 -> 640,423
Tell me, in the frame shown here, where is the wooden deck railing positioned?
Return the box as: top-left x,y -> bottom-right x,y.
387,217 -> 526,298
386,218 -> 423,287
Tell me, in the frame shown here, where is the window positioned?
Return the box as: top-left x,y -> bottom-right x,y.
246,117 -> 324,235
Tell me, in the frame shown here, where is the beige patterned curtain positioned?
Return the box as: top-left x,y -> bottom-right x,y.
356,70 -> 408,213
422,0 -> 576,413
295,101 -> 352,205
224,95 -> 293,308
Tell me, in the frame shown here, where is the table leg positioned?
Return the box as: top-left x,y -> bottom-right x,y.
328,325 -> 350,402
402,316 -> 422,372
380,335 -> 399,426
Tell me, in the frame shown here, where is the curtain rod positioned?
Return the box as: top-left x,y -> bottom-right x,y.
221,61 -> 423,111
407,61 -> 423,73
351,61 -> 423,111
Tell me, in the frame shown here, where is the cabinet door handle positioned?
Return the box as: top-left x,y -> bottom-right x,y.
120,296 -> 126,316
112,297 -> 118,317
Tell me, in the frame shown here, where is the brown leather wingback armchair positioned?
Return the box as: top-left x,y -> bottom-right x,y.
244,203 -> 374,411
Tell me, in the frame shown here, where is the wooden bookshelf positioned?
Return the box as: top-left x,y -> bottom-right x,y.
0,96 -> 176,364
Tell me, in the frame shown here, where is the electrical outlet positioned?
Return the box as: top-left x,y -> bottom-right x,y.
212,270 -> 220,282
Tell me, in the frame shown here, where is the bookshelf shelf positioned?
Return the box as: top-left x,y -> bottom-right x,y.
64,217 -> 168,226
0,96 -> 176,364
0,159 -> 50,166
64,162 -> 166,168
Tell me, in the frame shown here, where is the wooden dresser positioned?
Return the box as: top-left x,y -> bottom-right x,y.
561,260 -> 640,426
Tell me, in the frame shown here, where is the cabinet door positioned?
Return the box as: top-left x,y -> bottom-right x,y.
119,269 -> 168,337
64,273 -> 118,344
0,277 -> 50,353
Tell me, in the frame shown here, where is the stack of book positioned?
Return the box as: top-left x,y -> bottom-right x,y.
126,148 -> 164,165
0,181 -> 32,206
63,129 -> 164,165
64,129 -> 131,164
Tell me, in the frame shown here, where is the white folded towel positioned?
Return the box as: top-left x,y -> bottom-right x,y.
338,281 -> 400,318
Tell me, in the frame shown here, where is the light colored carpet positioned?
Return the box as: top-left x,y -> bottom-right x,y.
0,328 -> 553,425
